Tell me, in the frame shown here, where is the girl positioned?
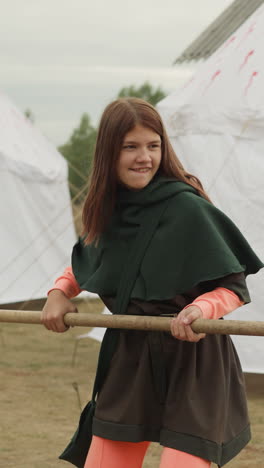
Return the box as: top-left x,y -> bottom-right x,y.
42,98 -> 263,468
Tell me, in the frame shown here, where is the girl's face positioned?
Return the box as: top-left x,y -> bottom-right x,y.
117,124 -> 162,190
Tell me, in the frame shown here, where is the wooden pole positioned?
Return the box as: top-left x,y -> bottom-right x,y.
0,309 -> 264,336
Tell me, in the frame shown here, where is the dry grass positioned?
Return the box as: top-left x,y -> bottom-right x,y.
0,299 -> 263,467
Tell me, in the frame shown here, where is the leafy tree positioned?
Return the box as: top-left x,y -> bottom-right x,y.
58,113 -> 97,199
117,81 -> 166,106
24,108 -> 34,123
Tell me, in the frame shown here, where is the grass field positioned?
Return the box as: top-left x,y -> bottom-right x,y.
0,298 -> 263,467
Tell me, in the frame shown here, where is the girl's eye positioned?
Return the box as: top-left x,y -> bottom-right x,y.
122,144 -> 160,150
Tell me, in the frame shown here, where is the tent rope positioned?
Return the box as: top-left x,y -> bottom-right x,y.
0,180 -> 88,302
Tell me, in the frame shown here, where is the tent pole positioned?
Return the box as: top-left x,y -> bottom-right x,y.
0,309 -> 264,336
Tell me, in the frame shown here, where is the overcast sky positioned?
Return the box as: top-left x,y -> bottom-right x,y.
0,0 -> 233,145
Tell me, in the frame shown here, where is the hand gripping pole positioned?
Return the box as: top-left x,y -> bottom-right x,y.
0,310 -> 264,336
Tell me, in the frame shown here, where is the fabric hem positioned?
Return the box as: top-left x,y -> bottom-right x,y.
161,424 -> 251,466
93,417 -> 159,442
93,417 -> 251,466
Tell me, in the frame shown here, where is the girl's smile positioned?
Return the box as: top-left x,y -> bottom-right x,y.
117,124 -> 162,190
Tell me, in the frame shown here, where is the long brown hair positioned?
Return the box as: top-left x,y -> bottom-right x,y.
82,97 -> 211,244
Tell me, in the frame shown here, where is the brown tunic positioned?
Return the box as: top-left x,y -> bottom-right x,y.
92,274 -> 251,467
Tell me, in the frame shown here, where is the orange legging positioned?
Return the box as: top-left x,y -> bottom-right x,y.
84,436 -> 211,468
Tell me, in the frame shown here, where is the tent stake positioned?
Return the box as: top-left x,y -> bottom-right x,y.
0,309 -> 264,336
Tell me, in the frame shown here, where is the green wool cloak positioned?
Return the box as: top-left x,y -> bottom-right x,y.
72,177 -> 263,300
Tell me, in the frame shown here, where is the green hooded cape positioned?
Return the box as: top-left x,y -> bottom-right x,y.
72,177 -> 263,300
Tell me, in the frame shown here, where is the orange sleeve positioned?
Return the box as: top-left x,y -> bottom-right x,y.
47,266 -> 82,299
184,287 -> 244,319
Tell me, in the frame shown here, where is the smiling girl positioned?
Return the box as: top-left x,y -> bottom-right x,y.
41,98 -> 263,468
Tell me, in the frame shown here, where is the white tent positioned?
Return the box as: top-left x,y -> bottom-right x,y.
0,93 -> 76,304
157,4 -> 264,372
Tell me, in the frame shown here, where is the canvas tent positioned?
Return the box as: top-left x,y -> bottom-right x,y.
0,92 -> 76,305
174,0 -> 264,63
157,3 -> 264,372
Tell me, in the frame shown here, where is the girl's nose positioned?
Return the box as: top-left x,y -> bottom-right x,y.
136,147 -> 151,161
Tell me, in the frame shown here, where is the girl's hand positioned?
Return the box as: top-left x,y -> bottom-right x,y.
41,289 -> 78,333
170,305 -> 206,342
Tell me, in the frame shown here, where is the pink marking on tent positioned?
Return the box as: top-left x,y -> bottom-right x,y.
236,22 -> 256,48
213,36 -> 236,68
211,70 -> 221,80
223,36 -> 236,50
182,76 -> 195,90
244,71 -> 259,96
202,69 -> 221,94
215,36 -> 236,58
239,50 -> 255,72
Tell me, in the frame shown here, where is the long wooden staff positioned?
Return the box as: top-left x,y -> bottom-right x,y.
0,309 -> 264,336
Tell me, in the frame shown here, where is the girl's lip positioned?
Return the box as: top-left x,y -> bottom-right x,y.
130,168 -> 151,171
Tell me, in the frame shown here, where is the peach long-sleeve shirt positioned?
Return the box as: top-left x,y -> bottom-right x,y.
48,267 -> 243,319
